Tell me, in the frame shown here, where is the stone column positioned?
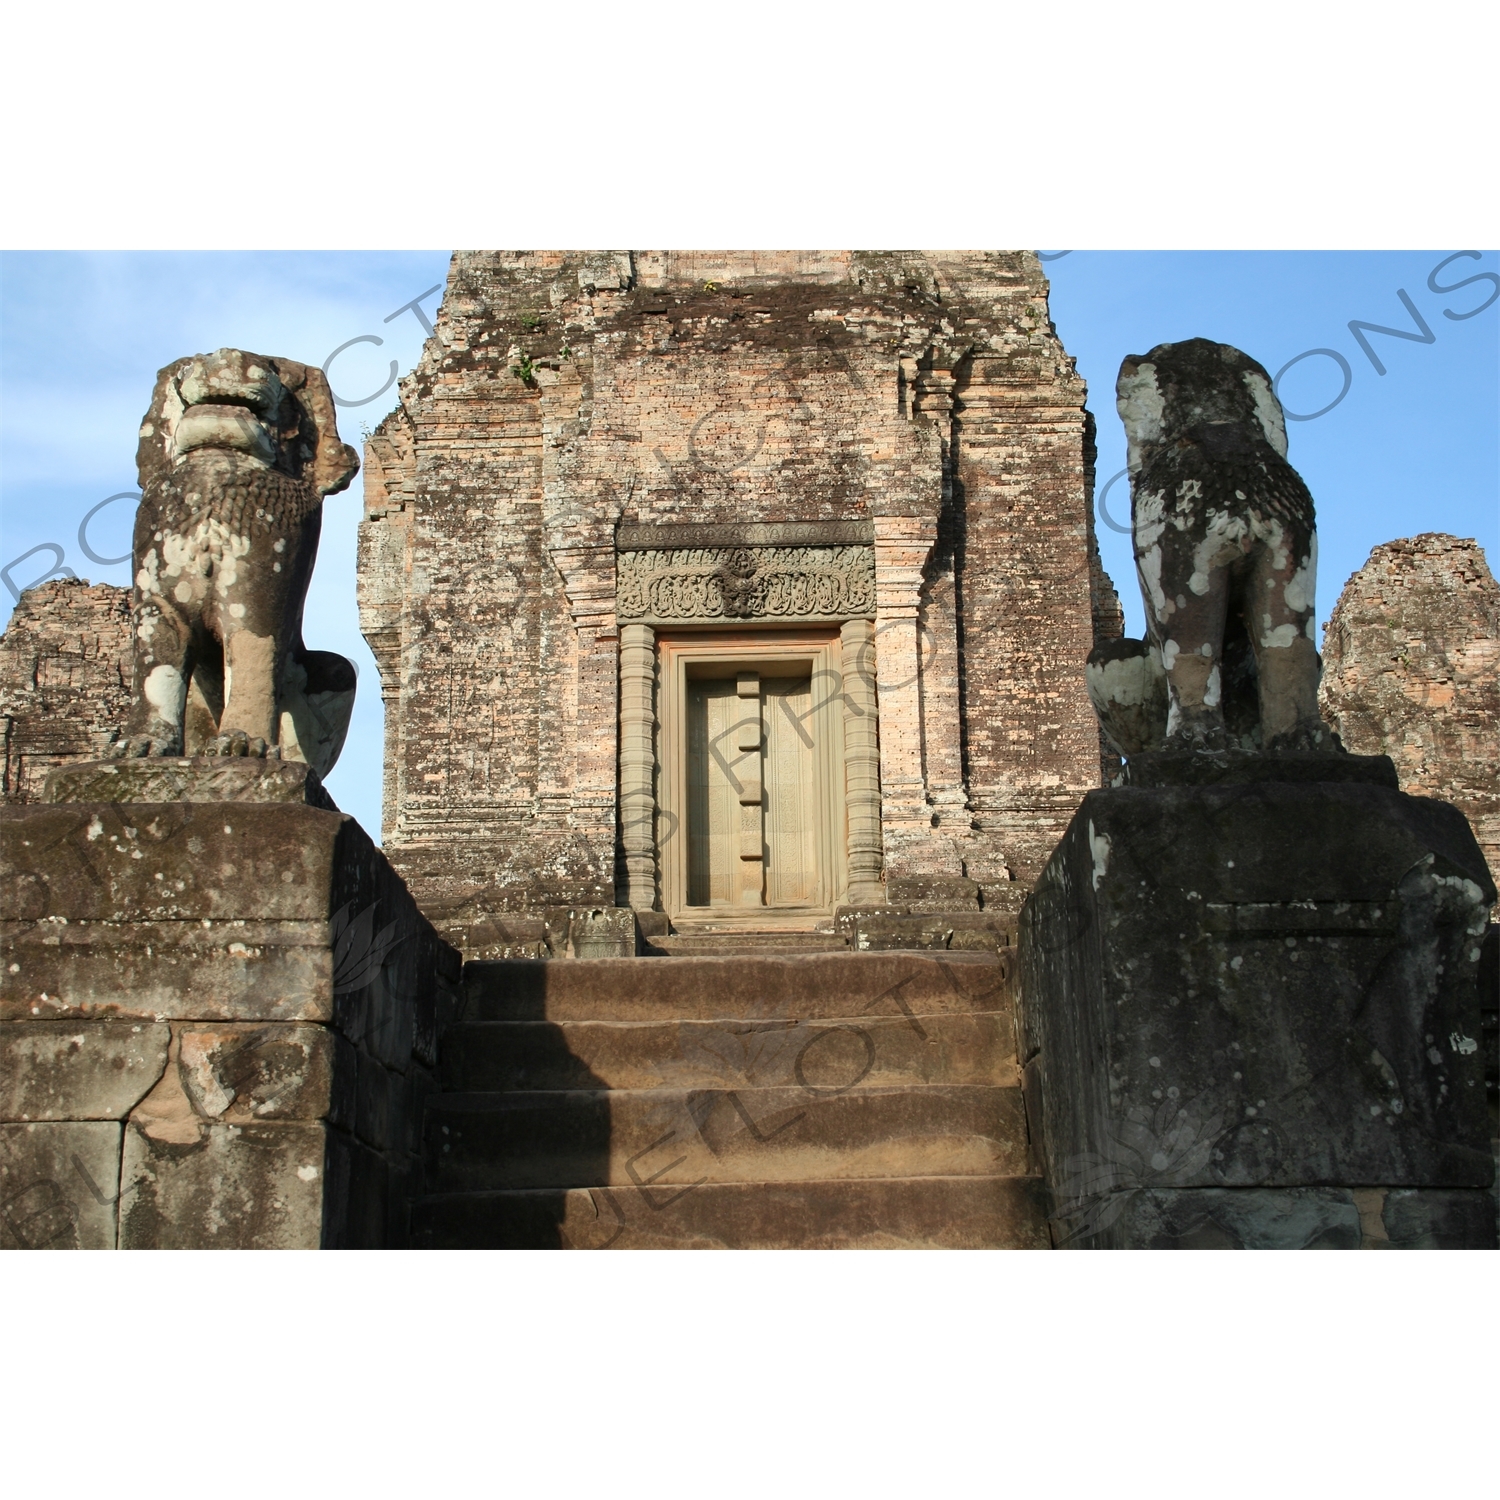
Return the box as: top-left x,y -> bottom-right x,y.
619,622 -> 657,910
840,619 -> 884,903
549,541 -> 622,882
873,518 -> 950,875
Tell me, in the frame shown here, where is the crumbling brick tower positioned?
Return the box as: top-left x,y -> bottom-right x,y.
358,252 -> 1118,951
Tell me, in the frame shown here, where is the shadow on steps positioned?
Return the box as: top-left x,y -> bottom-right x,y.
411,951 -> 1047,1249
418,962 -> 610,1249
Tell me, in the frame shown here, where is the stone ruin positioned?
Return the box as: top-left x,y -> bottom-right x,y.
357,251 -> 1123,956
1,256 -> 1494,1249
1022,339 -> 1496,1248
116,348 -> 360,770
2,347 -> 460,1249
1,580 -> 131,803
1320,532 -> 1500,881
1086,338 -> 1330,757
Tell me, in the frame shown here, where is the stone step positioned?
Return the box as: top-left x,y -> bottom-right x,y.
845,912 -> 1011,954
440,1013 -> 1018,1093
648,932 -> 848,956
410,1174 -> 1051,1249
462,950 -> 1013,1024
423,1084 -> 1028,1192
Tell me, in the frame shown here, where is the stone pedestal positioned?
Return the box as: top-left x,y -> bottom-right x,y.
1,793 -> 460,1249
45,755 -> 337,809
1018,753 -> 1497,1249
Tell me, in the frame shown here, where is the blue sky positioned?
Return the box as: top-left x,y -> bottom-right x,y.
1043,251 -> 1499,640
2,250 -> 1496,840
0,251 -> 451,833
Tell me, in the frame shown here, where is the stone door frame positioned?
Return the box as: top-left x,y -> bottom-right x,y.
619,622 -> 883,920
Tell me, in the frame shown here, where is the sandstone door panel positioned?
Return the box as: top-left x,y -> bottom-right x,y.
686,681 -> 760,907
764,678 -> 821,908
658,632 -> 848,923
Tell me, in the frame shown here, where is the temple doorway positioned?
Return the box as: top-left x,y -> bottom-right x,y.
657,632 -> 846,925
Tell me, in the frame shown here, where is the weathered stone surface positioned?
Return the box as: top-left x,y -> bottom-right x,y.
0,1121 -> 121,1249
45,756 -> 337,809
1097,338 -> 1330,755
2,795 -> 459,1248
848,913 -> 1010,953
1320,533 -> 1500,879
850,916 -> 955,951
424,1084 -> 1029,1192
1019,769 -> 1495,1247
1065,1187 -> 1363,1249
1373,1187 -> 1497,1249
569,907 -> 636,958
176,1024 -> 333,1122
616,520 -> 876,551
113,348 -> 359,768
885,874 -> 981,910
1049,1185 -> 1496,1250
649,930 -> 846,957
433,914 -> 549,962
616,543 -> 875,622
1124,749 -> 1398,789
0,1021 -> 169,1120
463,951 -> 1013,1023
1,803 -> 460,1033
322,1124 -> 394,1249
358,251 -> 1118,928
3,920 -> 334,1023
1085,637 -> 1169,761
441,1012 -> 1017,1094
112,1006 -> 339,1252
412,1175 -> 1051,1250
411,945 -> 1044,1248
1,802 -> 350,925
119,1118 -> 327,1249
0,579 -> 132,804
2,799 -> 356,1026
355,1052 -> 409,1153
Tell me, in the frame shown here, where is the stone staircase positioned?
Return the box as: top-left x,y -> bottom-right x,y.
410,950 -> 1049,1249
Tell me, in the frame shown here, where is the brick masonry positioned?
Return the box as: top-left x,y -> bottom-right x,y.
1,580 -> 132,803
358,251 -> 1123,940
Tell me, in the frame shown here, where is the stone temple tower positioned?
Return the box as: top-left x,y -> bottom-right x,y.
358,251 -> 1119,955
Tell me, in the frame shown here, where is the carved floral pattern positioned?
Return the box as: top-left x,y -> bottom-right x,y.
616,545 -> 876,621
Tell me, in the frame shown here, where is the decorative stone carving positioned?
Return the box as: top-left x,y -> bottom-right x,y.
617,545 -> 876,623
618,622 -> 657,910
840,619 -> 884,902
1088,338 -> 1331,756
113,348 -> 360,773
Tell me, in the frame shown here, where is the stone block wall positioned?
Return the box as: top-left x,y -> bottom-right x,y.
0,796 -> 460,1248
358,250 -> 1122,942
1018,757 -> 1497,1248
1,579 -> 132,803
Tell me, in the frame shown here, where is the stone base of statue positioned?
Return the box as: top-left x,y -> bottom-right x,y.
1,794 -> 459,1249
45,755 -> 337,810
1018,751 -> 1497,1249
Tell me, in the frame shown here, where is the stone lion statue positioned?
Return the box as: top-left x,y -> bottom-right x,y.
1087,337 -> 1333,756
112,348 -> 359,774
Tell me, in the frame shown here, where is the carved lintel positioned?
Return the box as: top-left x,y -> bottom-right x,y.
617,545 -> 875,623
